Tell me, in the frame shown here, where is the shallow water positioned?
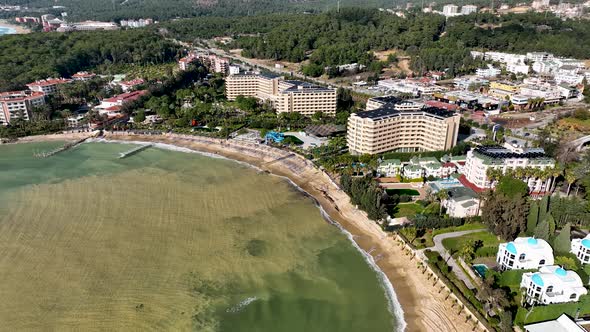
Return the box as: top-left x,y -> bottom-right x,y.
0,142 -> 397,331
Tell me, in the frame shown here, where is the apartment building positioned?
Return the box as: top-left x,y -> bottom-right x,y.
442,4 -> 459,16
461,5 -> 478,14
497,237 -> 554,271
347,106 -> 460,155
226,73 -> 336,116
489,81 -> 522,99
521,266 -> 587,305
463,144 -> 555,191
27,78 -> 72,95
0,90 -> 46,125
520,85 -> 562,104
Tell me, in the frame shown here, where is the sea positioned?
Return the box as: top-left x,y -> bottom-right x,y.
0,141 -> 401,331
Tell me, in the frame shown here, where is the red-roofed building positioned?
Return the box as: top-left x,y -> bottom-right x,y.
71,71 -> 96,81
0,90 -> 46,125
179,55 -> 197,71
27,78 -> 72,95
425,100 -> 460,112
119,78 -> 145,92
97,90 -> 147,117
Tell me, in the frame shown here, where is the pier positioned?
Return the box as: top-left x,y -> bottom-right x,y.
33,136 -> 91,158
118,143 -> 153,159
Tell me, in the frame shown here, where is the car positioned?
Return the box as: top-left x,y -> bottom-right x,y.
511,140 -> 518,144
524,133 -> 530,137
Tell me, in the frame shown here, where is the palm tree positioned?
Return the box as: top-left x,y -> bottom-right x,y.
565,169 -> 577,196
437,190 -> 449,216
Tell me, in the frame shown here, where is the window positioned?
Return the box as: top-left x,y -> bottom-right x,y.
570,293 -> 577,299
539,259 -> 546,266
519,253 -> 526,261
546,286 -> 553,293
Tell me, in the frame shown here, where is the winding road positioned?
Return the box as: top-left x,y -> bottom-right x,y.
426,229 -> 486,290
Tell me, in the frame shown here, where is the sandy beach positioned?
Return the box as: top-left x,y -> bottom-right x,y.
0,19 -> 30,34
13,131 -> 480,331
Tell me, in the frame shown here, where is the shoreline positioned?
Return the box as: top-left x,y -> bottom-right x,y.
0,19 -> 31,34
12,132 -> 477,332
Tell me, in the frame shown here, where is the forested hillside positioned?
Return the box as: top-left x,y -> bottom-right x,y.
0,30 -> 180,91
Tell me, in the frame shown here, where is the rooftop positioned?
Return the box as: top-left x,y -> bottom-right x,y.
354,106 -> 456,121
27,78 -> 72,87
472,145 -> 550,160
103,90 -> 147,103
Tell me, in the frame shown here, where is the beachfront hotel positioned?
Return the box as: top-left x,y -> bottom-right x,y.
0,90 -> 46,125
26,78 -> 72,95
571,234 -> 590,264
346,104 -> 460,155
225,72 -> 337,116
496,237 -> 554,271
520,266 -> 587,305
462,144 -> 556,192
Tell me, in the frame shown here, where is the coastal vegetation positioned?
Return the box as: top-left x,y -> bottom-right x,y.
0,30 -> 180,91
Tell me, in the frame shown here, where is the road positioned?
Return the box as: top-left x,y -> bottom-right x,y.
426,229 -> 486,290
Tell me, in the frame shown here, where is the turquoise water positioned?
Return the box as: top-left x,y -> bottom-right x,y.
0,141 -> 398,331
0,26 -> 16,35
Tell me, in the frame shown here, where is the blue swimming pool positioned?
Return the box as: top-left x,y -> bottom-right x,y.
473,264 -> 488,278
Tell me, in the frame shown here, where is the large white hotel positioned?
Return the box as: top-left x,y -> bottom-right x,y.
462,144 -> 555,192
346,96 -> 460,155
225,72 -> 337,116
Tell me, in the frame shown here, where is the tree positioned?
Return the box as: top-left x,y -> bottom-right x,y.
527,201 -> 539,235
499,311 -> 513,332
554,255 -> 577,270
538,195 -> 549,223
496,176 -> 528,199
534,219 -> 550,241
553,223 -> 571,254
460,240 -> 476,263
437,190 -> 448,215
481,189 -> 529,240
134,110 -> 146,123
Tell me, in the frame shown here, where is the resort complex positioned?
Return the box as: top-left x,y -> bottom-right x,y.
521,266 -> 587,305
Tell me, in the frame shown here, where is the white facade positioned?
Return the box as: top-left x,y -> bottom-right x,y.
27,78 -> 72,95
524,314 -> 585,332
506,63 -> 530,75
521,266 -> 587,305
403,165 -> 423,179
442,4 -> 459,16
461,5 -> 477,14
377,159 -> 402,177
476,65 -> 501,78
571,235 -> 590,264
444,196 -> 480,218
464,145 -> 555,190
484,52 -> 526,65
527,52 -> 553,63
497,237 -> 554,270
229,65 -> 240,75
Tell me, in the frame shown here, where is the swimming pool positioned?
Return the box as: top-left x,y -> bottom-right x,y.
472,264 -> 488,278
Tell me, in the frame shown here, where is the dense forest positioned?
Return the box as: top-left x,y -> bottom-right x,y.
0,30 -> 180,91
3,0 -> 576,21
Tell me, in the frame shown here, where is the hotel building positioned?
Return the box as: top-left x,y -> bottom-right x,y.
226,73 -> 337,116
463,144 -> 555,191
521,266 -> 587,305
0,90 -> 46,125
346,103 -> 460,155
27,78 -> 72,95
497,237 -> 554,270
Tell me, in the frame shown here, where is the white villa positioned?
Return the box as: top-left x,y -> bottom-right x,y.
521,266 -> 587,305
497,237 -> 554,270
377,159 -> 402,177
443,186 -> 480,218
571,235 -> 590,264
403,164 -> 423,179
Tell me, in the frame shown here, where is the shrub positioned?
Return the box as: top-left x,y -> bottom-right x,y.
399,194 -> 412,203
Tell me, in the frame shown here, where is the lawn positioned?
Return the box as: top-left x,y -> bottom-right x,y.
392,202 -> 424,218
385,188 -> 420,196
515,294 -> 590,325
403,222 -> 486,249
442,231 -> 500,257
